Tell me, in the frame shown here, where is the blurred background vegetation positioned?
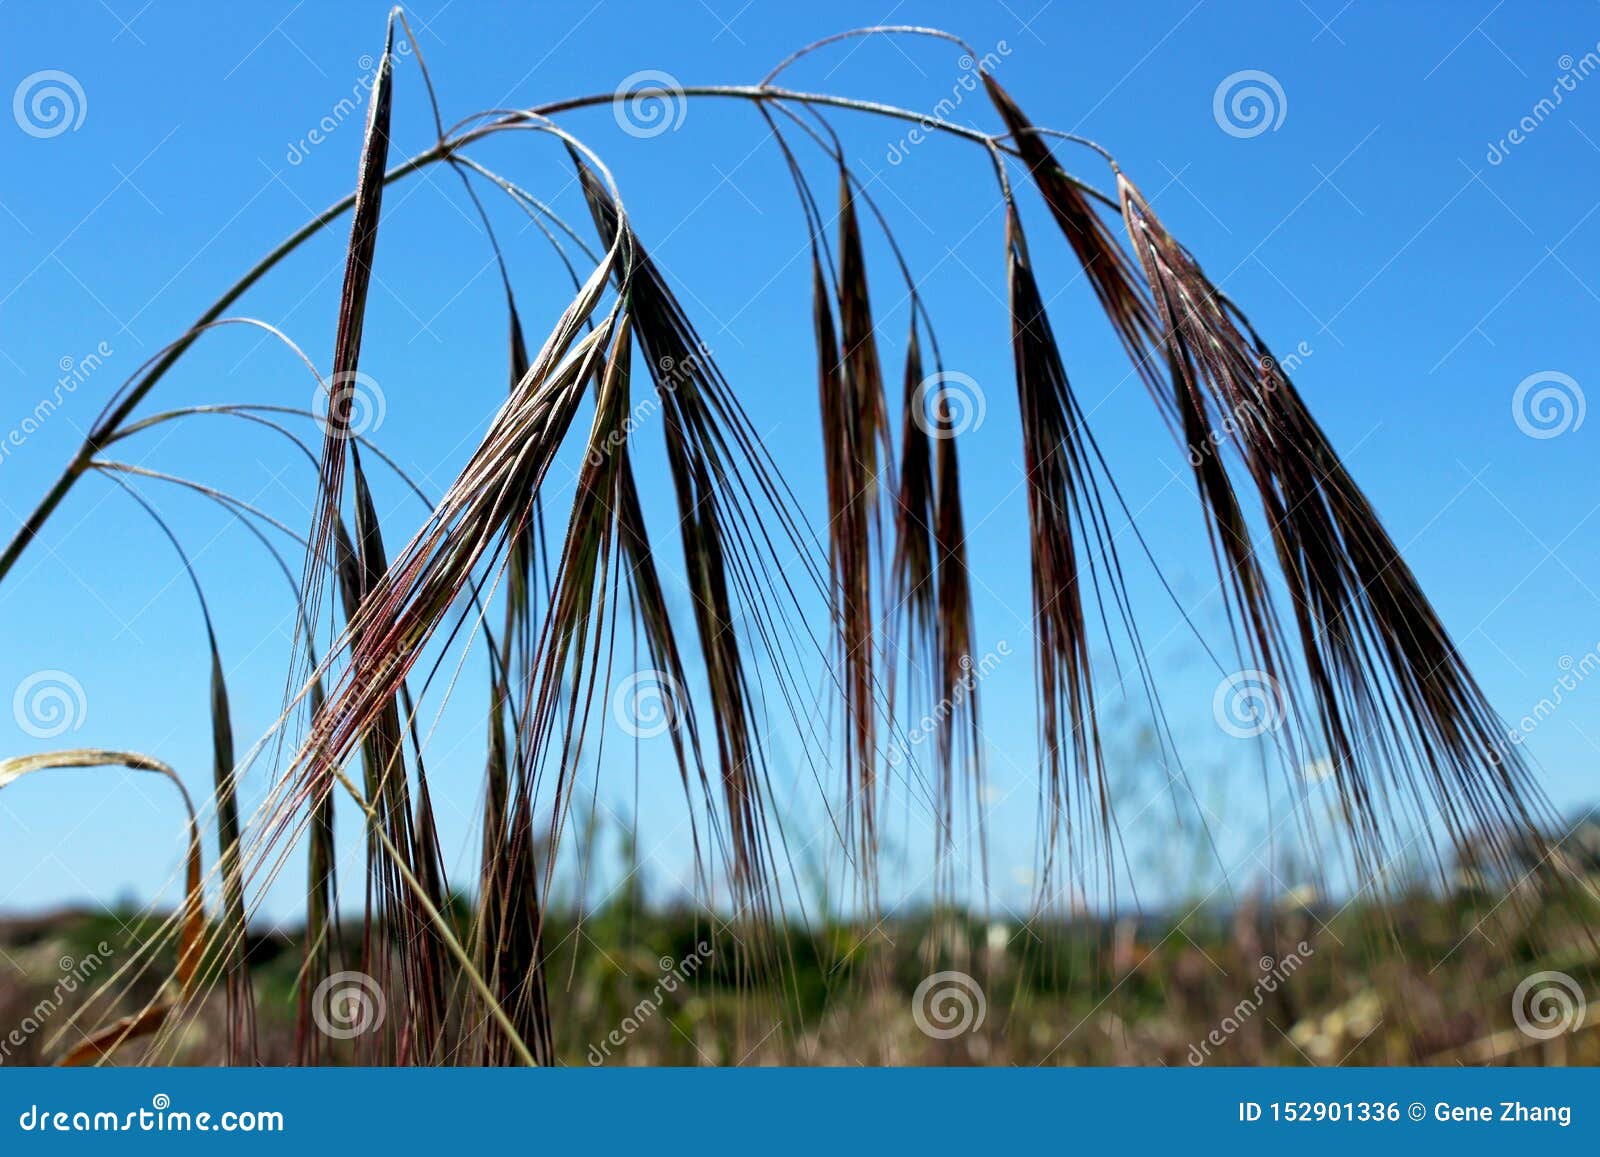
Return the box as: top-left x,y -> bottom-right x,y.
4,810 -> 1596,1067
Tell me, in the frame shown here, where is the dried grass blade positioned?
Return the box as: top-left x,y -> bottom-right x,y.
57,1006 -> 170,1068
0,750 -> 205,1044
302,11 -> 397,653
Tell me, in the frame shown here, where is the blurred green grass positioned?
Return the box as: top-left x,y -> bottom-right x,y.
3,871 -> 1595,1066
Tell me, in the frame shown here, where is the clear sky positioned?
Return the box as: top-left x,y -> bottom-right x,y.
1,0 -> 1597,926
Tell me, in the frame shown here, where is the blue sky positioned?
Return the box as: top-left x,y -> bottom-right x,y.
1,0 -> 1597,924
